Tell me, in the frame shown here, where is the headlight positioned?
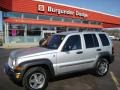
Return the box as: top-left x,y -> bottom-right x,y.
10,58 -> 18,69
12,60 -> 17,67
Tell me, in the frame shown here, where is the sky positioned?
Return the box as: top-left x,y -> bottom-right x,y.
45,0 -> 120,16
0,0 -> 120,31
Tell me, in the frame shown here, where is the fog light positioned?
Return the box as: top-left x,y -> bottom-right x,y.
16,73 -> 22,79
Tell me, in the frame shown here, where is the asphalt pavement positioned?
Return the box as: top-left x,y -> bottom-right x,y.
0,41 -> 120,90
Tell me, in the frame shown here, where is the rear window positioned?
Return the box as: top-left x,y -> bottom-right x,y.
84,34 -> 99,48
99,34 -> 110,46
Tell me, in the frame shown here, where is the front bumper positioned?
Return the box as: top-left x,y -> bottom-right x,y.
4,63 -> 23,85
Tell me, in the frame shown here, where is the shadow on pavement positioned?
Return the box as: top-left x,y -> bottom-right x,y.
51,70 -> 93,82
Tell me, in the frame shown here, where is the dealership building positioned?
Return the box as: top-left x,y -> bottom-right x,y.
0,0 -> 120,46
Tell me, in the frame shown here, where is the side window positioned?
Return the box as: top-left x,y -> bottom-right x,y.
92,34 -> 99,47
63,35 -> 81,51
99,34 -> 110,46
84,34 -> 99,48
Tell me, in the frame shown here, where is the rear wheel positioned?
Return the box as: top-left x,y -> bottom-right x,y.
23,67 -> 48,90
95,58 -> 109,76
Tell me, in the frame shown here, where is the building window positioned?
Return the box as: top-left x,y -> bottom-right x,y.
73,19 -> 82,23
42,26 -> 55,30
56,27 -> 67,33
96,22 -> 101,25
9,30 -> 24,36
78,28 -> 86,31
90,21 -> 101,25
4,12 -> 21,18
23,13 -> 37,19
27,30 -> 41,36
8,24 -> 25,36
27,25 -> 41,36
28,25 -> 41,30
39,15 -> 51,20
82,20 -> 89,24
64,17 -> 72,22
68,27 -> 77,31
9,24 -> 25,30
52,16 -> 63,21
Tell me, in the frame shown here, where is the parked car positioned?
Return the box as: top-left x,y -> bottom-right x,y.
109,35 -> 120,41
4,31 -> 114,90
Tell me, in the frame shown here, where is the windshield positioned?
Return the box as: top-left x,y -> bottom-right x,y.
47,35 -> 65,49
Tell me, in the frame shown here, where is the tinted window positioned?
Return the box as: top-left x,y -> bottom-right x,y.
99,34 -> 110,46
48,35 -> 65,49
84,34 -> 94,48
63,35 -> 81,51
84,34 -> 99,48
93,34 -> 99,47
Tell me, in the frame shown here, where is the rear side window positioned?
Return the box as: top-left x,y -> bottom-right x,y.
93,34 -> 99,47
99,34 -> 110,46
84,34 -> 99,48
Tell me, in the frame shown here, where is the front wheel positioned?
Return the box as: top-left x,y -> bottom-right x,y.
95,58 -> 109,76
23,67 -> 48,90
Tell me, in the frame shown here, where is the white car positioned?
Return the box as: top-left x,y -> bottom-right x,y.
5,31 -> 114,90
109,35 -> 120,40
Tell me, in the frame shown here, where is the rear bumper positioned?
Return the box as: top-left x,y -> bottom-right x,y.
4,63 -> 22,85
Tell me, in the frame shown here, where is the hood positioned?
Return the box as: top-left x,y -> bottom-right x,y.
10,47 -> 52,58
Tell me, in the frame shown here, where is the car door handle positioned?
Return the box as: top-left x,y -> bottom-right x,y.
96,48 -> 101,51
76,51 -> 83,54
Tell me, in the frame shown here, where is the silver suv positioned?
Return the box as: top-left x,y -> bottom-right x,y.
4,31 -> 114,90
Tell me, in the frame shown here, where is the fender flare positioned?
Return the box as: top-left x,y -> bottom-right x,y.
97,52 -> 114,64
18,59 -> 55,77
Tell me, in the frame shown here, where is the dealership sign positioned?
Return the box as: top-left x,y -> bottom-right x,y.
38,5 -> 88,18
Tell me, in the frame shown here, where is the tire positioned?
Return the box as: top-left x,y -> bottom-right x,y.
94,58 -> 109,76
23,67 -> 48,90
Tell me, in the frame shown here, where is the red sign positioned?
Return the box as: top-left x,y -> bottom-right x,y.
38,5 -> 45,12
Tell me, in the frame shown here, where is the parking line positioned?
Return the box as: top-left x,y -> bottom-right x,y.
110,71 -> 120,90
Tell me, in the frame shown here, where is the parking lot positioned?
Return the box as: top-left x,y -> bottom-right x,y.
0,41 -> 120,90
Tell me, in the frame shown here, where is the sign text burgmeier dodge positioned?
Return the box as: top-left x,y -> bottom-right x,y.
38,5 -> 88,18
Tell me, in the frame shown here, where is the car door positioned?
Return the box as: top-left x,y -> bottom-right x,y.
82,33 -> 101,66
57,35 -> 84,74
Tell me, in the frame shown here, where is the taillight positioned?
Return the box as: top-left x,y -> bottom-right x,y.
112,46 -> 114,54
